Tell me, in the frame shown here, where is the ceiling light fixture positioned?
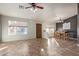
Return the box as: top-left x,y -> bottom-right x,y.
57,17 -> 63,23
30,7 -> 37,13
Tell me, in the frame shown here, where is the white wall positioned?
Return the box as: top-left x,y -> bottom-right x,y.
0,15 -> 56,42
1,15 -> 36,42
0,15 -> 2,41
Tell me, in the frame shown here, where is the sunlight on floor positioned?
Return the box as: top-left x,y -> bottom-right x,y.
0,46 -> 8,51
53,38 -> 60,47
47,38 -> 60,47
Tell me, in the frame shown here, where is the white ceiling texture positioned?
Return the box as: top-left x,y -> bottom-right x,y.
0,3 -> 77,25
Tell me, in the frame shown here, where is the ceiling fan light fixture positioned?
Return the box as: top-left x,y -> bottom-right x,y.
19,3 -> 44,13
57,20 -> 63,23
57,17 -> 63,23
30,8 -> 37,13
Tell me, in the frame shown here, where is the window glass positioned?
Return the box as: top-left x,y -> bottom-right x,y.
8,21 -> 27,35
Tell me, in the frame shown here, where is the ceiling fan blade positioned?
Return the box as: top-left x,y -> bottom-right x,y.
19,5 -> 24,9
36,6 -> 44,9
29,3 -> 37,6
25,6 -> 32,9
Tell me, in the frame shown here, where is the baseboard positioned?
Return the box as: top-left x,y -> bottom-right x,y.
2,38 -> 36,42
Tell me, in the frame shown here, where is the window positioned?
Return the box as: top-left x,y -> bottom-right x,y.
8,21 -> 27,35
63,22 -> 71,30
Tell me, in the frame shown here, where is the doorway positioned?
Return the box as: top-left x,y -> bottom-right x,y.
36,24 -> 42,38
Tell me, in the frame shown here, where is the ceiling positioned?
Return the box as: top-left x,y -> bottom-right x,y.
0,3 -> 77,24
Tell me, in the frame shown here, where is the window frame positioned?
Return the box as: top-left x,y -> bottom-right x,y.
8,21 -> 28,35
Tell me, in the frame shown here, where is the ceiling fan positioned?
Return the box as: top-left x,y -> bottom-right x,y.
19,3 -> 44,11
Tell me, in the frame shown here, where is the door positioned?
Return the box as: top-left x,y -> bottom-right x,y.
36,24 -> 42,38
